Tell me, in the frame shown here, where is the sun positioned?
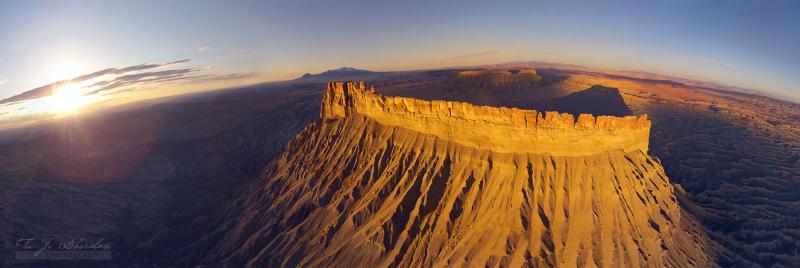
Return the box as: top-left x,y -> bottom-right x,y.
47,83 -> 89,114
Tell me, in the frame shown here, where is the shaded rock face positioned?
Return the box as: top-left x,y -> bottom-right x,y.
533,85 -> 633,117
211,82 -> 712,267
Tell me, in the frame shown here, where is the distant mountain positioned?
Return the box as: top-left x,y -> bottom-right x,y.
296,67 -> 385,82
300,67 -> 374,78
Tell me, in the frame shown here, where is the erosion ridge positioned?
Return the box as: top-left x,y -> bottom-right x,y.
322,81 -> 651,155
213,97 -> 711,267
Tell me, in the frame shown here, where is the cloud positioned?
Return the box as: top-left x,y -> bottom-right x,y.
0,80 -> 6,86
183,72 -> 257,83
72,59 -> 191,83
196,46 -> 210,52
0,59 -> 252,104
86,68 -> 201,95
167,59 -> 191,65
0,59 -> 193,104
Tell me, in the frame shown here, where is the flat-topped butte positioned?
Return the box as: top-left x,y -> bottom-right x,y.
321,81 -> 651,156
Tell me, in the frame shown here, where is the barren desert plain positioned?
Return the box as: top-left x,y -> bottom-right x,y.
1,63 -> 799,267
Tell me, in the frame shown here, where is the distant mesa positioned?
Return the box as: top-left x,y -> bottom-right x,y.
450,69 -> 542,92
455,68 -> 542,81
386,68 -> 583,107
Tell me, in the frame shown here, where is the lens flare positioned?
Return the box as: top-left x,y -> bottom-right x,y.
47,83 -> 89,114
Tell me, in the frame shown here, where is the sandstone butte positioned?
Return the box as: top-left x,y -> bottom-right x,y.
212,81 -> 713,268
454,69 -> 542,88
321,81 -> 651,156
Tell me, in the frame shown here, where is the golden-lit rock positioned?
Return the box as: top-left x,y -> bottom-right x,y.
217,83 -> 712,267
321,81 -> 651,156
217,81 -> 712,267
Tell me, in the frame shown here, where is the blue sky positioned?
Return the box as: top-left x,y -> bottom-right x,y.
0,0 -> 798,101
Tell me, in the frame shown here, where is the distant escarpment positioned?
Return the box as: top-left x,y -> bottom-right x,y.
453,69 -> 542,89
209,82 -> 712,267
322,81 -> 650,156
440,69 -> 552,106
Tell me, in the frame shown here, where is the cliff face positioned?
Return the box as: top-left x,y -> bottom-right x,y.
453,69 -> 542,89
210,82 -> 712,267
322,81 -> 651,156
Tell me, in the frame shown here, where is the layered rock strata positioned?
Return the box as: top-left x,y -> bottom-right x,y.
321,81 -> 650,156
453,69 -> 542,89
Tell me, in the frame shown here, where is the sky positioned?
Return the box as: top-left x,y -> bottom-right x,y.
0,0 -> 798,111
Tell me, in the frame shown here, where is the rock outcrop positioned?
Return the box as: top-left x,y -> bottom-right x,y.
322,81 -> 650,156
453,69 -> 542,89
209,82 -> 712,267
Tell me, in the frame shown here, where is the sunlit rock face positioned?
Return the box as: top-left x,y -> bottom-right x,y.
322,82 -> 651,156
213,82 -> 713,267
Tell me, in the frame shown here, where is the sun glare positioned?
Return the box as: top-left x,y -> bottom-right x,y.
47,83 -> 89,114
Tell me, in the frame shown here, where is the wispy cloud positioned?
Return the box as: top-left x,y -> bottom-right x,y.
86,68 -> 202,95
0,59 -> 192,104
0,79 -> 6,86
183,72 -> 257,83
196,46 -> 210,52
71,59 -> 191,83
0,59 -> 253,104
